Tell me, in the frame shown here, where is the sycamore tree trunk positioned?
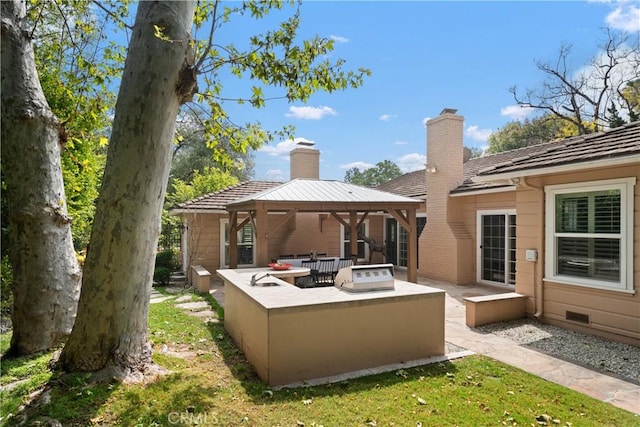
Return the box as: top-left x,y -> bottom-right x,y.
0,0 -> 82,355
59,1 -> 196,380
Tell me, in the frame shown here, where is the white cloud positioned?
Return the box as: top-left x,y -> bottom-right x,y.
286,105 -> 337,120
330,35 -> 349,43
396,153 -> 426,173
379,114 -> 397,121
265,169 -> 285,180
500,105 -> 535,121
394,140 -> 409,145
465,125 -> 492,142
259,137 -> 315,156
422,116 -> 432,126
340,161 -> 374,170
605,2 -> 640,31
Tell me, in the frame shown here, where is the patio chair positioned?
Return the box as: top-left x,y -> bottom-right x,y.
333,257 -> 353,281
315,258 -> 335,287
296,259 -> 318,288
278,254 -> 295,259
316,252 -> 327,257
296,253 -> 310,259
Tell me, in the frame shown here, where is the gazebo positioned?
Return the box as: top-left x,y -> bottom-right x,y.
225,179 -> 422,283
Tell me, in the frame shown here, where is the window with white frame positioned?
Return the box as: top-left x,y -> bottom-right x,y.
220,219 -> 255,268
545,178 -> 635,292
341,221 -> 368,261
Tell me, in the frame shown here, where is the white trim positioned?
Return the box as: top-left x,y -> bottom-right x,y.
473,155 -> 639,183
181,221 -> 188,274
219,218 -> 257,268
340,220 -> 370,262
476,209 -> 517,287
450,185 -> 516,197
544,177 -> 635,292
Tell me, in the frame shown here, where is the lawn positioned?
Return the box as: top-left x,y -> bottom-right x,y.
1,290 -> 638,426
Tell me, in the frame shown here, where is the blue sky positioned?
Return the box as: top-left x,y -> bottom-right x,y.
211,0 -> 638,182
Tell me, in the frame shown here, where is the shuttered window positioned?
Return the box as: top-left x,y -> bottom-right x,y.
545,178 -> 634,292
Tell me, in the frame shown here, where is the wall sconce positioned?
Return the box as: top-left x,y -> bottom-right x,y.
426,165 -> 437,174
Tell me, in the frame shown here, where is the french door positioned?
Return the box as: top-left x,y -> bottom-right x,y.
477,211 -> 516,286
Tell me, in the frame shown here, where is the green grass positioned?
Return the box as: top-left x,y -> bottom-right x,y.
1,290 -> 638,426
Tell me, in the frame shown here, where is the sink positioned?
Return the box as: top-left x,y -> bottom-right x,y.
254,281 -> 281,287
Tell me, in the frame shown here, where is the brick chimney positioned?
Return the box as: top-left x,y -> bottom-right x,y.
419,108 -> 473,284
290,143 -> 320,180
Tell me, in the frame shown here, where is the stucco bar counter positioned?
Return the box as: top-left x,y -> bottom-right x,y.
217,267 -> 445,386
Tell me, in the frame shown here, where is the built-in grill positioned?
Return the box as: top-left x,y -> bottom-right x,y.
334,264 -> 395,292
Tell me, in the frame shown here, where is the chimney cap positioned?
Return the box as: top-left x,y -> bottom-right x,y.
440,108 -> 458,115
296,140 -> 315,147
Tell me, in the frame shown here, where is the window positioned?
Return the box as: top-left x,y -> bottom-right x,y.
545,178 -> 635,292
220,219 -> 255,267
341,221 -> 368,261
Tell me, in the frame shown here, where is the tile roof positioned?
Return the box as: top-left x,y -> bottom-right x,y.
474,121 -> 640,178
172,123 -> 639,212
376,170 -> 427,199
379,121 -> 640,197
171,181 -> 282,212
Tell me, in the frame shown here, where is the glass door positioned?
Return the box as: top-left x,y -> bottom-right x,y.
478,212 -> 516,286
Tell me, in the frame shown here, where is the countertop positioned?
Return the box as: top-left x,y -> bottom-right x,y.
217,267 -> 445,312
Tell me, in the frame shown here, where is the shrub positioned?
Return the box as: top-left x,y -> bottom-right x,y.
1,256 -> 13,328
153,266 -> 171,287
153,250 -> 178,287
155,249 -> 178,271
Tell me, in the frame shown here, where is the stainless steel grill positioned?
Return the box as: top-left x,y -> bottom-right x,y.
334,264 -> 395,292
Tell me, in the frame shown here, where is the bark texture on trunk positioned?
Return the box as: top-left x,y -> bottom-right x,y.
59,1 -> 196,379
1,0 -> 81,355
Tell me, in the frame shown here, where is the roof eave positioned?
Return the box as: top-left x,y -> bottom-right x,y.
450,185 -> 516,197
168,208 -> 228,215
472,155 -> 639,183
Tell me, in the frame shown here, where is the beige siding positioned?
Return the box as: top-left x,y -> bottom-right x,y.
512,164 -> 640,344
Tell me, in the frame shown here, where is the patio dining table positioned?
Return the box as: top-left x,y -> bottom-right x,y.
277,257 -> 341,271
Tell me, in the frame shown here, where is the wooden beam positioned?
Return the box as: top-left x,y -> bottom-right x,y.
330,211 -> 349,228
255,204 -> 269,267
349,211 -> 359,262
388,209 -> 410,230
270,209 -> 297,233
229,211 -> 238,268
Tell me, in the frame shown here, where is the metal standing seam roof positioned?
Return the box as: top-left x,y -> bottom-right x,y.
227,179 -> 422,206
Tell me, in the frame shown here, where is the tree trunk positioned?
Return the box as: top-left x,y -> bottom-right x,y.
0,0 -> 82,355
59,1 -> 196,380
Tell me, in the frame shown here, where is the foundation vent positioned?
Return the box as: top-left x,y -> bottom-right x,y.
566,311 -> 590,324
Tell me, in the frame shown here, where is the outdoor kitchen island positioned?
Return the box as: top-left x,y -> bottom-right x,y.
217,267 -> 445,386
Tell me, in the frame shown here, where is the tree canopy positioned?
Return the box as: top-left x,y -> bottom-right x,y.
511,29 -> 639,134
344,160 -> 403,187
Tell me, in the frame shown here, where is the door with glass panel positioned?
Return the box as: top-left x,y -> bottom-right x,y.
221,220 -> 255,267
478,211 -> 516,286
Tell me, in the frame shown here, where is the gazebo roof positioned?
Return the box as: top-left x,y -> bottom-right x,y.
226,179 -> 421,212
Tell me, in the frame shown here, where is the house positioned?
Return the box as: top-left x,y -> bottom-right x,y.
379,109 -> 639,345
172,108 -> 639,344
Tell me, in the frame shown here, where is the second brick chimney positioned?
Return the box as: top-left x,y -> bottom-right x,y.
419,108 -> 473,284
290,143 -> 320,180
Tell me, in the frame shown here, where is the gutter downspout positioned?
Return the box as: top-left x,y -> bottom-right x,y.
519,177 -> 545,319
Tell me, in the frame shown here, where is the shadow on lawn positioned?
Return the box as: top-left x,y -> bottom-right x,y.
202,309 -> 461,406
